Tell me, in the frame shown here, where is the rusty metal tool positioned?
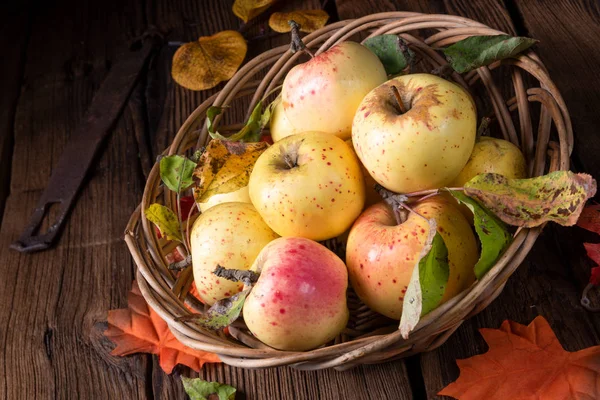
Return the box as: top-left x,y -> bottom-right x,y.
11,38 -> 156,253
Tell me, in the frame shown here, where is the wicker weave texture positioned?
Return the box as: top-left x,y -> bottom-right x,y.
125,12 -> 572,370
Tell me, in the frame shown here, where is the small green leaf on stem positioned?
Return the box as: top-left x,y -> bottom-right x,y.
449,190 -> 513,279
464,171 -> 597,228
363,34 -> 414,75
160,155 -> 197,193
144,204 -> 183,242
400,220 -> 449,338
179,289 -> 250,331
181,376 -> 236,400
442,35 -> 538,73
261,96 -> 279,130
206,102 -> 266,142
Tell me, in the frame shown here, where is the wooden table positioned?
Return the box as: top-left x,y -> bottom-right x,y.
1,0 -> 599,398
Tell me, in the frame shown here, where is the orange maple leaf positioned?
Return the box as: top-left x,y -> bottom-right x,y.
439,316 -> 600,399
105,281 -> 220,373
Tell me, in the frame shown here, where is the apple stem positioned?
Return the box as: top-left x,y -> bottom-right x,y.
417,192 -> 442,202
477,116 -> 492,138
169,254 -> 192,271
398,201 -> 430,224
288,20 -> 314,58
213,265 -> 259,286
390,86 -> 408,114
405,187 -> 464,198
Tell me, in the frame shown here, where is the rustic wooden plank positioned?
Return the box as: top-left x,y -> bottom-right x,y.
334,1 -> 600,399
143,0 -> 414,398
0,2 -> 30,226
513,0 -> 600,180
0,0 -> 154,398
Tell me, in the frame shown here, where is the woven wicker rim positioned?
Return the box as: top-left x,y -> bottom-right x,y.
125,12 -> 572,370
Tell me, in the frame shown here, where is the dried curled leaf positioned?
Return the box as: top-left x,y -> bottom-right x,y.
193,139 -> 268,203
233,0 -> 276,23
182,377 -> 236,400
439,316 -> 600,399
172,31 -> 247,91
449,190 -> 513,279
464,171 -> 597,228
105,281 -> 220,374
268,10 -> 329,33
400,220 -> 450,339
145,203 -> 183,242
442,35 -> 538,73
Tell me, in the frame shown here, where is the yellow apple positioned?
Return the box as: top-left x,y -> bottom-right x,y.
243,237 -> 349,351
451,136 -> 527,186
197,185 -> 250,213
270,95 -> 299,143
345,139 -> 382,208
249,131 -> 365,241
281,41 -> 387,140
191,202 -> 279,305
352,73 -> 477,193
345,196 -> 477,320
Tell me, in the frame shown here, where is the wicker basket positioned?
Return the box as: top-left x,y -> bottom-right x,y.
125,12 -> 572,370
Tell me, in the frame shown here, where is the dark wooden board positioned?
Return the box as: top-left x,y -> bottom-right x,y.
334,0 -> 600,398
2,0 -> 599,399
0,2 -> 31,225
0,0 -> 151,398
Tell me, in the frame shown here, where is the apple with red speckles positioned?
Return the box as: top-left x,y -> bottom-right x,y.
243,237 -> 349,351
190,202 -> 279,306
275,41 -> 387,141
352,73 -> 477,193
345,196 -> 478,320
249,131 -> 365,241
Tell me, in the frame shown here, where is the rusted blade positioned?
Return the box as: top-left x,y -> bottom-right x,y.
11,39 -> 156,253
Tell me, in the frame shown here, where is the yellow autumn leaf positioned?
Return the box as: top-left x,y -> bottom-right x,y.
268,10 -> 329,33
193,140 -> 269,204
233,0 -> 276,23
171,31 -> 247,91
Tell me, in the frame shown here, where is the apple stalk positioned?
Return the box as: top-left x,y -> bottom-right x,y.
212,265 -> 260,286
288,20 -> 314,58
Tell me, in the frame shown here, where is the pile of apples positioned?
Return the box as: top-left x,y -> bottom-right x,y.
190,41 -> 526,351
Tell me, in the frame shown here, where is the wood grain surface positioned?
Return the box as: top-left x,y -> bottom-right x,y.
0,0 -> 598,399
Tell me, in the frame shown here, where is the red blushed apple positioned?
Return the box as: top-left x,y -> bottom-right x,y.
346,197 -> 478,320
243,237 -> 349,351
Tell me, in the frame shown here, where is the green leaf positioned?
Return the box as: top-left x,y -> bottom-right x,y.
206,106 -> 227,140
181,377 -> 236,400
260,96 -> 278,130
160,155 -> 197,193
464,171 -> 597,228
181,289 -> 250,330
419,232 -> 450,315
442,35 -> 538,73
144,203 -> 183,242
363,34 -> 414,75
399,220 -> 449,338
236,100 -> 263,142
206,102 -> 266,142
449,190 -> 513,279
